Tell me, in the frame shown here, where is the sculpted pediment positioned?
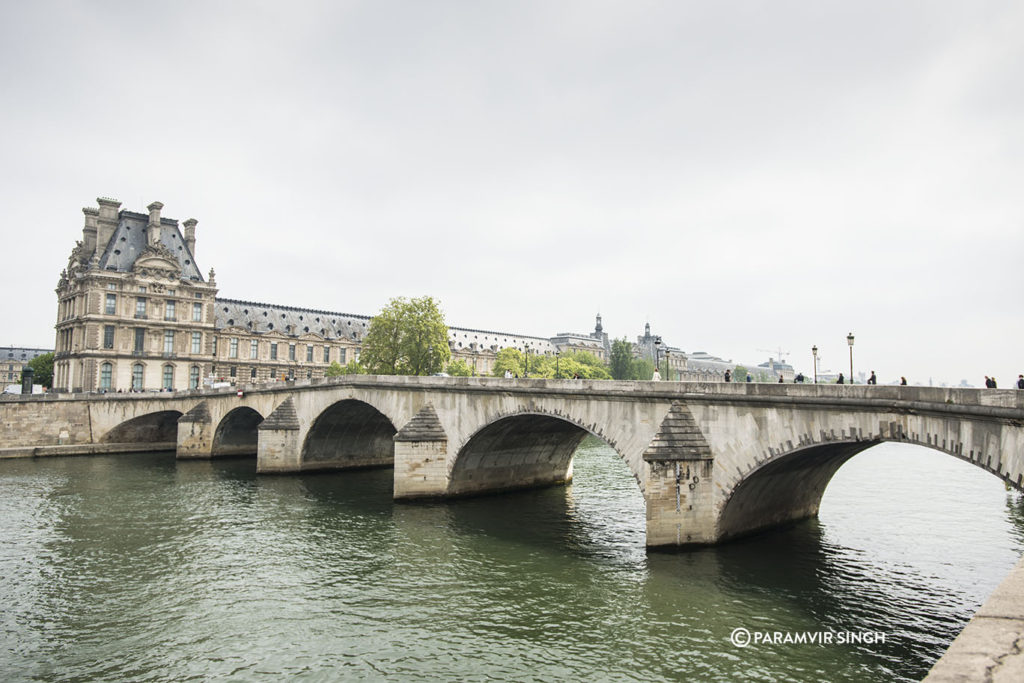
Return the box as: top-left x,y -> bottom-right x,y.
133,245 -> 182,279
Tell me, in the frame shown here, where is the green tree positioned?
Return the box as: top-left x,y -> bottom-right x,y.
492,348 -> 524,377
733,365 -> 748,382
341,359 -> 365,375
630,357 -> 654,381
27,352 -> 54,389
360,296 -> 451,375
445,359 -> 473,376
325,361 -> 345,377
610,338 -> 634,379
559,351 -> 611,379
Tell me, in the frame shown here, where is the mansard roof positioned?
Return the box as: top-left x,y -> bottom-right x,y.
98,210 -> 203,281
214,296 -> 558,352
215,298 -> 370,340
447,327 -> 556,354
2,347 -> 52,361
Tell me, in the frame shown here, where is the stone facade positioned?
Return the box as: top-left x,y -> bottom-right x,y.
53,198 -> 701,391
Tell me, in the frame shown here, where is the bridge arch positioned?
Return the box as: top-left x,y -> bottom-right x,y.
301,398 -> 397,470
212,407 -> 264,457
716,428 -> 1019,543
101,410 -> 183,445
448,410 -> 639,497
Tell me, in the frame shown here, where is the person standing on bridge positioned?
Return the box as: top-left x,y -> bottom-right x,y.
868,371 -> 877,385
651,367 -> 662,381
837,373 -> 845,384
1018,375 -> 1024,389
901,377 -> 908,386
724,369 -> 731,382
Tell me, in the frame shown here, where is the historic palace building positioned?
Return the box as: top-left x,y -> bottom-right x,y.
54,198 -> 623,392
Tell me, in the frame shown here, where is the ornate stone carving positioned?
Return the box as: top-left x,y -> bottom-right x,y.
132,243 -> 182,280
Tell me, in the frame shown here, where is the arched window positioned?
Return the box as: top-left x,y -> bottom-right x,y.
189,365 -> 200,390
100,363 -> 112,390
132,363 -> 144,390
163,365 -> 174,390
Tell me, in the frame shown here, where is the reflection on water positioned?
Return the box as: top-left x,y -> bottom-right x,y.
0,440 -> 1021,681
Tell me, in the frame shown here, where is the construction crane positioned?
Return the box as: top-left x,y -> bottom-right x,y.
757,347 -> 790,362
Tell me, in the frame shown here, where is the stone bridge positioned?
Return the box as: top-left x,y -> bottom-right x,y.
2,376 -> 1022,547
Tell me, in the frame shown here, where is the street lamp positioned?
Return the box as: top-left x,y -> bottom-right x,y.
555,350 -> 560,378
653,337 -> 662,379
847,332 -> 855,384
665,349 -> 670,381
811,345 -> 818,384
524,342 -> 530,377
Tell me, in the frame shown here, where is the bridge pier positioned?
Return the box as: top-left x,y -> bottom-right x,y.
645,459 -> 717,547
393,405 -> 449,498
642,402 -> 718,547
176,402 -> 214,459
257,397 -> 302,473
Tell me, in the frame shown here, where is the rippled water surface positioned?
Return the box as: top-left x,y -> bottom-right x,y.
1,441 -> 1022,681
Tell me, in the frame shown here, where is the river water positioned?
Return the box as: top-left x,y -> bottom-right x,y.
1,440 -> 1022,682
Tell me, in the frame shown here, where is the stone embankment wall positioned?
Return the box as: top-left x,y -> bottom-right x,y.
0,396 -> 93,453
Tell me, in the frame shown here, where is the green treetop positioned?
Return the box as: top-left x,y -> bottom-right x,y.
360,296 -> 451,375
27,352 -> 54,389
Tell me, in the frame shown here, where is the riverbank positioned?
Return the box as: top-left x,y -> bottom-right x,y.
924,553 -> 1024,681
0,441 -> 175,458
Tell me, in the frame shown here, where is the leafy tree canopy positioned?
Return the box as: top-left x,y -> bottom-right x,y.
445,359 -> 474,377
341,360 -> 365,375
492,348 -> 612,379
27,352 -> 54,388
610,338 -> 634,379
360,296 -> 451,375
492,348 -> 524,377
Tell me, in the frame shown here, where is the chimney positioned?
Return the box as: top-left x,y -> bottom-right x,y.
95,197 -> 121,252
81,206 -> 99,257
147,201 -> 164,247
182,218 -> 197,259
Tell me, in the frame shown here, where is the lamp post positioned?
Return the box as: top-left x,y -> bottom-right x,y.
524,342 -> 530,377
427,344 -> 433,376
847,332 -> 855,384
653,337 -> 662,379
812,345 -> 818,384
665,349 -> 670,381
555,350 -> 560,379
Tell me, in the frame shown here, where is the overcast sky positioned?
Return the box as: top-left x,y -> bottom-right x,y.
2,1 -> 1021,386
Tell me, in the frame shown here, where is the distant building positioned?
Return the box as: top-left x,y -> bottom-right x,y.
1,347 -> 52,386
686,351 -> 735,381
52,198 -> 634,391
53,197 -> 764,391
756,357 -> 795,382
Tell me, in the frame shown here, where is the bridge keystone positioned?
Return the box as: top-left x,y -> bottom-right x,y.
394,404 -> 449,499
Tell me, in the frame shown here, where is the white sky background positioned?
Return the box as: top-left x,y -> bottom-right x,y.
1,1 -> 1021,386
